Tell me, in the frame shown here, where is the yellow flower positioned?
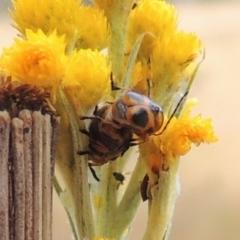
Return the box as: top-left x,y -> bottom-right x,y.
126,0 -> 177,60
151,31 -> 203,88
158,99 -> 217,160
10,0 -> 82,51
62,49 -> 111,112
1,29 -> 66,95
75,6 -> 110,50
140,99 -> 218,171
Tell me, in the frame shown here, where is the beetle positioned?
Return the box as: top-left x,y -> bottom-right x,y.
79,74 -> 187,182
78,74 -> 165,180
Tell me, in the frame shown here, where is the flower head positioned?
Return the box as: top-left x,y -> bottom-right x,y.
1,29 -> 66,93
151,31 -> 203,89
62,49 -> 111,112
10,0 -> 82,51
76,6 -> 110,50
127,0 -> 177,60
140,99 -> 218,172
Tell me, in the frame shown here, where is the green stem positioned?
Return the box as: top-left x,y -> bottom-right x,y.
108,0 -> 135,81
58,89 -> 94,240
111,158 -> 146,238
142,160 -> 179,240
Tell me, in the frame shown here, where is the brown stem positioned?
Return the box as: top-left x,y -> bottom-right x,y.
11,118 -> 25,240
19,110 -> 33,240
0,111 -> 11,240
50,116 -> 60,239
32,112 -> 43,240
42,114 -> 52,240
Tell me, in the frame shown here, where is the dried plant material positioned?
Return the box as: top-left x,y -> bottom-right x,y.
0,111 -> 11,240
42,114 -> 52,240
19,110 -> 33,240
32,112 -> 43,240
11,117 -> 25,240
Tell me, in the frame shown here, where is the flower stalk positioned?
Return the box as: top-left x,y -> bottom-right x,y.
142,161 -> 180,240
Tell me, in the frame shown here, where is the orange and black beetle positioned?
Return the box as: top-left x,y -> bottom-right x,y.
78,75 -> 165,181
111,90 -> 164,140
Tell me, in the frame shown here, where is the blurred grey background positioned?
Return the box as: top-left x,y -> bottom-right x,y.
1,0 -> 240,239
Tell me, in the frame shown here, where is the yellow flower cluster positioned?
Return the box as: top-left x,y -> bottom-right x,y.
126,0 -> 203,104
1,30 -> 66,87
11,0 -> 109,52
151,32 -> 203,88
0,30 -> 110,109
76,6 -> 110,50
141,99 -> 218,172
127,0 -> 177,60
1,0 -> 217,171
62,49 -> 111,110
158,113 -> 218,161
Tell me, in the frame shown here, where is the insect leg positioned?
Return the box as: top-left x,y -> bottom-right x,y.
77,150 -> 90,156
80,115 -> 102,121
80,129 -> 90,137
89,163 -> 100,181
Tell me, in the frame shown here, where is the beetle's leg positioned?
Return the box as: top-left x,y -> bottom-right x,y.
77,150 -> 100,181
80,115 -> 102,121
77,150 -> 90,156
93,105 -> 98,115
89,163 -> 100,181
79,129 -> 90,137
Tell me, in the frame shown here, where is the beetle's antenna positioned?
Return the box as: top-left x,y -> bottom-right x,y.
155,91 -> 188,136
146,79 -> 151,97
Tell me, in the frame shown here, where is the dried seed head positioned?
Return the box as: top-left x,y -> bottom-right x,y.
0,82 -> 57,117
